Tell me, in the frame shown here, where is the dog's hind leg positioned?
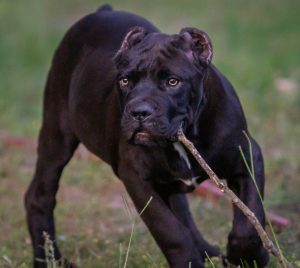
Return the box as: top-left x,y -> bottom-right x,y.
25,117 -> 78,268
25,68 -> 79,267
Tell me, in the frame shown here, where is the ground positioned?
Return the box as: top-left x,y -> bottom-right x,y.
0,0 -> 299,267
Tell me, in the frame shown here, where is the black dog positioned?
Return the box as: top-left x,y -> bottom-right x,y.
25,5 -> 269,268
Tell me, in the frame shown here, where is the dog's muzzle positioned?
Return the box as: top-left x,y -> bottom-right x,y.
125,101 -> 156,144
122,99 -> 183,145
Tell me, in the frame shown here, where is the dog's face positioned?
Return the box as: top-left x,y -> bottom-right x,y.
114,27 -> 213,146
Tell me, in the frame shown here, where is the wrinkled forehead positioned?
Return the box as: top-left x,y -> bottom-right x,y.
116,33 -> 197,77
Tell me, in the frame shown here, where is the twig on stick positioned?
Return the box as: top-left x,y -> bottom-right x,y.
177,128 -> 292,268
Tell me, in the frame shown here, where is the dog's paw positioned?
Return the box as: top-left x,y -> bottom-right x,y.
226,233 -> 269,268
34,258 -> 76,268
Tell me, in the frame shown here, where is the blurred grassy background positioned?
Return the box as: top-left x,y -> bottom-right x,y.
0,0 -> 299,267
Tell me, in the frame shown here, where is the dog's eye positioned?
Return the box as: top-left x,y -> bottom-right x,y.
119,78 -> 129,88
167,78 -> 180,87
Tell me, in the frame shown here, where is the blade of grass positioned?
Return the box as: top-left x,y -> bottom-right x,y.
205,251 -> 216,268
122,195 -> 153,268
42,232 -> 58,268
239,131 -> 289,268
145,252 -> 159,268
123,221 -> 135,268
240,258 -> 246,268
139,196 -> 153,216
119,243 -> 123,268
122,194 -> 134,222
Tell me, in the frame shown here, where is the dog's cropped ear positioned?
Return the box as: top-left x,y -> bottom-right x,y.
119,26 -> 147,52
179,27 -> 213,67
114,27 -> 147,66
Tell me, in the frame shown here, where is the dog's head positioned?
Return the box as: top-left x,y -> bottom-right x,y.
113,27 -> 213,146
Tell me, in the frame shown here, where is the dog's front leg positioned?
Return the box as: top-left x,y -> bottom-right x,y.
167,193 -> 220,260
226,139 -> 269,267
118,162 -> 204,268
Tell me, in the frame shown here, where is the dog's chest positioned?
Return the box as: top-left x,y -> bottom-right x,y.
173,142 -> 192,170
166,142 -> 205,185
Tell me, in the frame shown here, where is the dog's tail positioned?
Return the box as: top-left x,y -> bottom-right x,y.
96,4 -> 113,13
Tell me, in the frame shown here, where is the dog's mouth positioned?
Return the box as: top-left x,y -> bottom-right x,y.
131,129 -> 156,146
130,121 -> 185,146
134,130 -> 152,142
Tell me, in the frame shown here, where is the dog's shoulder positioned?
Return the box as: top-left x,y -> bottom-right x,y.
202,65 -> 248,145
206,65 -> 246,120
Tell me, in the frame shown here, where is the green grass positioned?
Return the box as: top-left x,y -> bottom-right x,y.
0,0 -> 299,267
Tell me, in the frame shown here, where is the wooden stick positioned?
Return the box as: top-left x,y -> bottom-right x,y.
177,128 -> 292,268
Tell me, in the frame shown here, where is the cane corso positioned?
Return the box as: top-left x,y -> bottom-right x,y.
25,4 -> 269,268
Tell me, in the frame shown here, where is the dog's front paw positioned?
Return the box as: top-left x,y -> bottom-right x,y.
227,233 -> 269,268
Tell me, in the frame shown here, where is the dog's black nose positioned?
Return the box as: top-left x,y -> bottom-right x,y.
130,102 -> 153,121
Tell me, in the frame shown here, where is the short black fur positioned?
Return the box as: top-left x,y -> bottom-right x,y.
25,5 -> 269,268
